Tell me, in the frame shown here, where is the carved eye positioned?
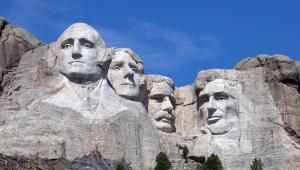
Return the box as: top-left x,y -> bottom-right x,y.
152,96 -> 164,103
198,94 -> 209,105
215,95 -> 227,100
128,63 -> 138,73
113,65 -> 121,71
83,43 -> 93,48
61,38 -> 74,49
214,92 -> 229,100
63,43 -> 72,49
130,66 -> 137,72
79,38 -> 95,48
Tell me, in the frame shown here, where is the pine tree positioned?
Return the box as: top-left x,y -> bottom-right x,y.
202,153 -> 223,170
116,162 -> 124,170
154,152 -> 171,170
188,155 -> 205,164
182,145 -> 189,160
250,158 -> 263,170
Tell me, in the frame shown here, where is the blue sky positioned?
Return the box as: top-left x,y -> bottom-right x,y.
1,0 -> 300,86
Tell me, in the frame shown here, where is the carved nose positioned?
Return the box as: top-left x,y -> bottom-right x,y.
207,107 -> 216,115
162,97 -> 173,112
123,65 -> 134,78
72,40 -> 82,59
72,53 -> 82,59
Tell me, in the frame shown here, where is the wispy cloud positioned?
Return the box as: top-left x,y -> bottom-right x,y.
5,0 -> 79,36
99,22 -> 221,72
4,0 -> 221,75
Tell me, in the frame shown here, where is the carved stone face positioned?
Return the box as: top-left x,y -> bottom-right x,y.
57,23 -> 104,83
148,81 -> 175,133
107,51 -> 141,99
198,79 -> 237,134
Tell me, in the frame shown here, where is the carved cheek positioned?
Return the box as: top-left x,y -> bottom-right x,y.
133,74 -> 140,86
148,101 -> 158,116
83,49 -> 97,58
200,104 -> 208,117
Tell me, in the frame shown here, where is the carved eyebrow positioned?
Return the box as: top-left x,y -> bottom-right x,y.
61,38 -> 74,48
128,62 -> 138,69
213,92 -> 229,99
79,38 -> 95,47
110,61 -> 124,68
149,93 -> 164,99
199,93 -> 209,98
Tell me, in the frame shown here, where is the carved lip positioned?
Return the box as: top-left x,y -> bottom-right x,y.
69,61 -> 83,64
121,83 -> 135,86
158,117 -> 171,124
207,116 -> 222,124
156,113 -> 172,124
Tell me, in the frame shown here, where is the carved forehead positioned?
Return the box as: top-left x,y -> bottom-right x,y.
200,79 -> 232,95
112,48 -> 142,64
111,48 -> 144,73
113,51 -> 135,62
57,23 -> 105,48
146,75 -> 174,91
150,81 -> 174,96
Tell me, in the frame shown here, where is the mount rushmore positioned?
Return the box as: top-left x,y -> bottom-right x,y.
0,17 -> 300,169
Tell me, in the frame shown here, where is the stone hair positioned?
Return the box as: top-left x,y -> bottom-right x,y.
110,47 -> 144,74
145,74 -> 174,92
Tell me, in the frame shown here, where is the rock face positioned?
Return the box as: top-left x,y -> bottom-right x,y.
0,17 -> 41,68
0,19 -> 300,170
235,55 -> 300,143
0,17 -> 41,95
190,68 -> 300,169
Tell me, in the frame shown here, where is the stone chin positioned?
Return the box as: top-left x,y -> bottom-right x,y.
155,121 -> 173,133
116,85 -> 140,99
206,119 -> 231,135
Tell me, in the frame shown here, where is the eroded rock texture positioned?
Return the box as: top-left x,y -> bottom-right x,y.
0,23 -> 160,170
190,68 -> 300,169
0,151 -> 132,170
235,55 -> 300,143
0,17 -> 42,95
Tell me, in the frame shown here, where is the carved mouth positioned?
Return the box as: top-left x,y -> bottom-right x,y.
157,117 -> 171,124
155,112 -> 172,124
121,82 -> 135,86
69,61 -> 83,64
207,116 -> 222,124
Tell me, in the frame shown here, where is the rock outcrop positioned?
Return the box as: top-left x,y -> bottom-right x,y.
0,151 -> 132,170
235,54 -> 300,144
0,17 -> 42,95
190,68 -> 300,169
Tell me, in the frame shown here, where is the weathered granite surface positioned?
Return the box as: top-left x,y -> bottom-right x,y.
0,151 -> 133,170
0,18 -> 300,170
0,17 -> 41,95
0,23 -> 160,170
191,68 -> 300,169
235,54 -> 300,143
